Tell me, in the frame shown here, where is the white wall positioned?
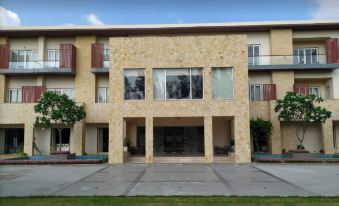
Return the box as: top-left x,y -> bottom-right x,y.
335,122 -> 339,153
248,72 -> 272,84
247,32 -> 271,64
97,37 -> 109,49
293,30 -> 339,39
7,77 -> 37,88
35,128 -> 51,155
9,38 -> 38,50
45,77 -> 75,88
333,69 -> 339,99
85,126 -> 98,154
212,117 -> 231,147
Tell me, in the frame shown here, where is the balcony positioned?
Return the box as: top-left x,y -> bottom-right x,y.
90,43 -> 109,74
0,44 -> 76,76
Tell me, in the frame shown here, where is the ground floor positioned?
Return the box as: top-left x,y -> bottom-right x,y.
1,164 -> 339,197
0,117 -> 338,163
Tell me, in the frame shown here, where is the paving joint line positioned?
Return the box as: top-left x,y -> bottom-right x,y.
123,165 -> 148,196
211,166 -> 236,195
47,165 -> 108,196
251,165 -> 319,196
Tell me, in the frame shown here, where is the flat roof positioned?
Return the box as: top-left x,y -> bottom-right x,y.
1,20 -> 339,37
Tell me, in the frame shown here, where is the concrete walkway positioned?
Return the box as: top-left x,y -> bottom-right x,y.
1,164 -> 338,196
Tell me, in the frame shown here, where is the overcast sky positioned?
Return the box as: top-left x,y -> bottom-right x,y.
1,0 -> 339,26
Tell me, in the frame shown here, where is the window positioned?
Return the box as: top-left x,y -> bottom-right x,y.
249,84 -> 262,101
8,88 -> 22,103
47,49 -> 60,68
212,67 -> 233,99
47,88 -> 74,99
97,87 -> 109,103
308,86 -> 320,98
248,45 -> 260,65
293,48 -> 318,64
124,69 -> 145,100
103,49 -> 110,68
153,68 -> 203,100
9,50 -> 38,69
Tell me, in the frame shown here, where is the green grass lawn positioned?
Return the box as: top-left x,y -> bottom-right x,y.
1,197 -> 339,206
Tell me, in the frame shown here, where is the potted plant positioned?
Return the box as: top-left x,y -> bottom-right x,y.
124,138 -> 130,152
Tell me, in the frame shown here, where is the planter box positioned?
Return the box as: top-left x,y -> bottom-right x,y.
45,153 -> 76,160
284,152 -> 318,158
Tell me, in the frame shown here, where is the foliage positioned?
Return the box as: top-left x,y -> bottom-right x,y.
274,92 -> 331,150
34,91 -> 86,151
250,118 -> 272,152
124,138 -> 131,147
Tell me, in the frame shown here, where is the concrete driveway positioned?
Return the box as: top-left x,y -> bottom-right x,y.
1,163 -> 338,197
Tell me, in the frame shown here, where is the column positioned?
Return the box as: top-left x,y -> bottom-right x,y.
204,116 -> 213,163
234,116 -> 251,163
145,117 -> 154,163
38,36 -> 45,62
24,122 -> 34,156
322,119 -> 335,154
109,116 -> 123,163
269,100 -> 282,154
0,37 -> 9,103
72,120 -> 85,155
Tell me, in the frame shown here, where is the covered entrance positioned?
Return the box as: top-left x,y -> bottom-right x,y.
153,117 -> 204,158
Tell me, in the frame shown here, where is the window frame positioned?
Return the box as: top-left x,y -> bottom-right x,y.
8,88 -> 22,103
211,67 -> 234,100
249,84 -> 262,101
97,87 -> 109,103
248,44 -> 261,65
294,48 -> 319,65
307,86 -> 321,98
153,68 -> 204,100
47,49 -> 60,68
9,50 -> 38,69
47,88 -> 75,99
123,68 -> 145,100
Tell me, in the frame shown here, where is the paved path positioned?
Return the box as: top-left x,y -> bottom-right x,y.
1,164 -> 338,196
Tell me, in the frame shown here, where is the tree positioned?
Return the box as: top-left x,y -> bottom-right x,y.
250,118 -> 272,152
274,92 -> 331,150
34,91 -> 86,151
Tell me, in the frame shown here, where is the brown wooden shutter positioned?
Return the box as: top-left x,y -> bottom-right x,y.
0,44 -> 10,69
91,43 -> 103,68
325,38 -> 339,64
22,86 -> 46,103
294,84 -> 308,95
60,44 -> 76,70
263,84 -> 276,100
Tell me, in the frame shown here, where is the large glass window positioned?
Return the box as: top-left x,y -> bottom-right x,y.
212,67 -> 233,99
8,88 -> 22,103
153,68 -> 203,100
124,69 -> 145,100
103,49 -> 110,68
248,45 -> 260,65
47,88 -> 74,99
97,87 -> 109,103
294,48 -> 318,64
308,86 -> 320,98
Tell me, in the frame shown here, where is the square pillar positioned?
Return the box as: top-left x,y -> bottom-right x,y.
24,122 -> 34,156
269,100 -> 282,154
109,116 -> 123,163
145,117 -> 154,163
234,116 -> 251,163
204,116 -> 213,163
322,120 -> 335,154
72,120 -> 85,155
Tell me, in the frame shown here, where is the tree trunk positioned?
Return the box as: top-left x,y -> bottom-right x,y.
57,128 -> 63,151
295,124 -> 308,150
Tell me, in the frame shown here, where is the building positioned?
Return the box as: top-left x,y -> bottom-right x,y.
0,20 -> 338,164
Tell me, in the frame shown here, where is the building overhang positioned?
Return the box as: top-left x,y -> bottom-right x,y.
90,68 -> 109,74
0,68 -> 75,76
1,20 -> 339,37
248,64 -> 339,71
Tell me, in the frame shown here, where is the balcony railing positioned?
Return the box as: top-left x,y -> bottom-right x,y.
9,61 -> 60,69
248,54 -> 328,66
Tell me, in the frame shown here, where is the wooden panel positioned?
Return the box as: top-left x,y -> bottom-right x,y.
325,38 -> 339,64
60,44 -> 76,71
91,43 -> 103,68
294,84 -> 308,95
263,84 -> 276,100
22,86 -> 46,103
0,44 -> 9,69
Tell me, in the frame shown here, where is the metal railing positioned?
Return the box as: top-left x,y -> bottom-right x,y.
248,54 -> 328,66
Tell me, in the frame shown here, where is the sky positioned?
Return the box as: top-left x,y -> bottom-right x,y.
0,0 -> 339,26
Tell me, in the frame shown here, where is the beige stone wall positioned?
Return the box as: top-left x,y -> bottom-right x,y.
270,29 -> 293,64
108,34 -> 251,163
0,37 -> 8,103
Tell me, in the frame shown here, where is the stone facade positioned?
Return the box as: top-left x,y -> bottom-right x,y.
0,24 -> 339,163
